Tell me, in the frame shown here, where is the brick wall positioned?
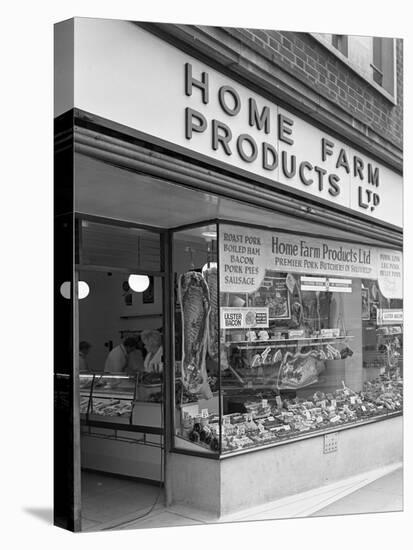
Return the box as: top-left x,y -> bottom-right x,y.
240,29 -> 403,152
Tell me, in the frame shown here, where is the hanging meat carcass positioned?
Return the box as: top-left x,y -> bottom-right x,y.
178,271 -> 212,397
203,265 -> 219,362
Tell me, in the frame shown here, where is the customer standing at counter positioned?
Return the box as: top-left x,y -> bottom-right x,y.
79,341 -> 91,372
104,336 -> 140,373
141,330 -> 163,372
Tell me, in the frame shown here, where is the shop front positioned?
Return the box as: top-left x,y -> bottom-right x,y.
54,18 -> 403,529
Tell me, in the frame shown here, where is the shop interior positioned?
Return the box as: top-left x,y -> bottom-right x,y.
75,153 -> 402,530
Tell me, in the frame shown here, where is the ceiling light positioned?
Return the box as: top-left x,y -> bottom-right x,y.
202,262 -> 217,274
201,231 -> 217,239
60,282 -> 71,299
60,281 -> 90,300
128,274 -> 150,292
78,281 -> 90,299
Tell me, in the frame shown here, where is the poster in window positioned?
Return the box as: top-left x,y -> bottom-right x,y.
254,274 -> 290,319
361,288 -> 370,320
142,276 -> 155,304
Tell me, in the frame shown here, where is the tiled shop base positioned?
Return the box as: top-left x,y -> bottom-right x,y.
81,465 -> 402,531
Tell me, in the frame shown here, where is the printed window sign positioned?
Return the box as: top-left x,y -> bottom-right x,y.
300,276 -> 351,292
327,278 -> 352,293
220,307 -> 269,329
376,309 -> 403,325
320,328 -> 341,338
301,276 -> 328,291
219,224 -> 402,299
377,250 -> 403,299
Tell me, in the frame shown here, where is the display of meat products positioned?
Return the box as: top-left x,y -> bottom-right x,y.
326,343 -> 341,359
273,349 -> 283,364
179,271 -> 212,396
203,265 -> 219,361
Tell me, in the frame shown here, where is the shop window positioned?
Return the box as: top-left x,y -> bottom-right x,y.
172,224 -> 220,455
312,33 -> 396,100
171,222 -> 403,456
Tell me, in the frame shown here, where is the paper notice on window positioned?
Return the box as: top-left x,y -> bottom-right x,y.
376,309 -> 403,325
220,307 -> 269,329
377,249 -> 402,299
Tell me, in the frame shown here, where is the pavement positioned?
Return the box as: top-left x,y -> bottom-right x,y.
81,466 -> 403,531
311,467 -> 403,517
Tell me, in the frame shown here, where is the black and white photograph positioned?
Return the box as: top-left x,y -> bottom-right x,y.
54,13 -> 405,534
3,1 -> 411,548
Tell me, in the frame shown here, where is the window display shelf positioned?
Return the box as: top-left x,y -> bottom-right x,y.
181,373 -> 403,455
91,389 -> 135,400
228,336 -> 354,350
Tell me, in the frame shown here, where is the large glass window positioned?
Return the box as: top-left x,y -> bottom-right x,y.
171,222 -> 403,456
218,224 -> 402,453
172,224 -> 221,455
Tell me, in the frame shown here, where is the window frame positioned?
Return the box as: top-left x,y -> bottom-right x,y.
311,33 -> 397,105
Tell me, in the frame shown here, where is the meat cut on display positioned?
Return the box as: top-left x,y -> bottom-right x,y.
179,271 -> 211,395
203,265 -> 219,362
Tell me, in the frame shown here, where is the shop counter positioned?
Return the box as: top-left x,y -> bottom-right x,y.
81,399 -> 164,482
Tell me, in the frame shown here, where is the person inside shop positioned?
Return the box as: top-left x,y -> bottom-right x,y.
104,336 -> 140,373
141,330 -> 163,373
126,334 -> 146,374
79,341 -> 91,372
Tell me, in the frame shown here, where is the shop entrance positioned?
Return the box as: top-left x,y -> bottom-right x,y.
76,218 -> 167,530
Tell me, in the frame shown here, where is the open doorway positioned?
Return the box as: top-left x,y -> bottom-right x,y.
76,219 -> 166,530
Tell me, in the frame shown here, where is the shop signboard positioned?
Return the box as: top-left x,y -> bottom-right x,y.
219,224 -> 402,298
69,19 -> 403,228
